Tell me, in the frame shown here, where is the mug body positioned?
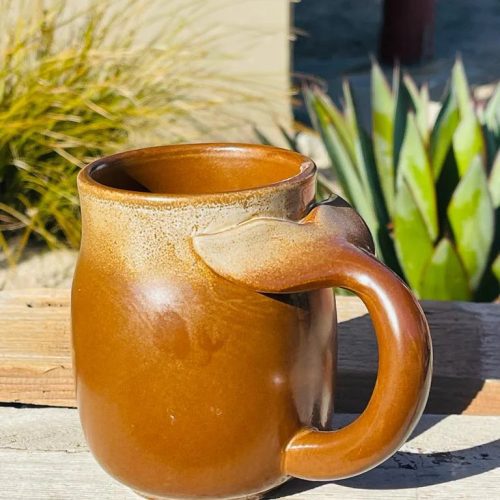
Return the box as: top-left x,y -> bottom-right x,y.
72,145 -> 336,499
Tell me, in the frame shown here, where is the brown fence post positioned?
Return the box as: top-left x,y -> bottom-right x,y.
379,0 -> 435,64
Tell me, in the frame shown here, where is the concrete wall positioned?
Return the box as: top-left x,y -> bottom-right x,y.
196,0 -> 292,140
99,0 -> 293,141
174,0 -> 293,141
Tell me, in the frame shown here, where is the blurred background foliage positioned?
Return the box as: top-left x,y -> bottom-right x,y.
0,0 -> 272,262
263,60 -> 499,302
1,0 -> 498,302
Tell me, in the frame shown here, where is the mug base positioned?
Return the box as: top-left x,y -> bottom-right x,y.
135,491 -> 263,500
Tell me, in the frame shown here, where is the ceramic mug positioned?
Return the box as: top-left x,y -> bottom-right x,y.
72,144 -> 432,500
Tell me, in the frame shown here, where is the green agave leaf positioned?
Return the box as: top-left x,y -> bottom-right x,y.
419,238 -> 471,301
342,81 -> 388,219
278,125 -> 299,151
452,114 -> 486,177
254,125 -> 298,152
314,89 -> 356,162
304,86 -> 321,131
489,151 -> 500,207
405,75 -> 430,144
305,88 -> 376,228
483,83 -> 500,138
371,62 -> 395,215
448,156 -> 495,290
418,85 -> 430,144
342,80 -> 367,166
435,148 -> 460,233
476,251 -> 500,301
430,88 -> 460,179
452,58 -> 474,118
397,113 -> 439,241
342,81 -> 396,262
394,179 -> 434,295
403,73 -> 420,104
393,69 -> 415,177
253,127 -> 272,146
483,123 -> 498,168
492,254 -> 500,284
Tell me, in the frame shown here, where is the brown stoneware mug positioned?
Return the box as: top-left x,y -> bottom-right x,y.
72,144 -> 432,500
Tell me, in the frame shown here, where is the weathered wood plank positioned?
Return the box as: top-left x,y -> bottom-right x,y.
0,408 -> 498,499
0,289 -> 74,407
0,289 -> 499,414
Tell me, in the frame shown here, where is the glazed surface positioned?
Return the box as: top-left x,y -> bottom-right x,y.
73,146 -> 335,498
73,144 -> 431,499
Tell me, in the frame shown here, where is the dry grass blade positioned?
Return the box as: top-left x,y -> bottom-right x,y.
0,0 -> 277,261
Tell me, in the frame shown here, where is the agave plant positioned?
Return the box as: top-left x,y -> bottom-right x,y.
303,60 -> 499,302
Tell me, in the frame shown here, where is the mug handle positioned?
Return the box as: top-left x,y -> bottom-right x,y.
193,197 -> 432,481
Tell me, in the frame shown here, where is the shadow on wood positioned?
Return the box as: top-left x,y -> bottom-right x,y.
269,438 -> 500,497
335,300 -> 500,415
268,414 -> 500,498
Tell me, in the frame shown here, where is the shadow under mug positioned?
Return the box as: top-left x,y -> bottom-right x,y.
72,144 -> 432,500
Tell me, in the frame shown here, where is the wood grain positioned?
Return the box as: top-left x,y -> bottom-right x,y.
0,408 -> 498,499
0,289 -> 73,407
0,288 -> 499,414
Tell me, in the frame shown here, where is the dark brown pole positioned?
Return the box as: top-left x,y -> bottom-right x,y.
379,0 -> 435,64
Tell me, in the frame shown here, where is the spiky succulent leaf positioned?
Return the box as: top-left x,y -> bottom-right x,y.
253,127 -> 273,146
397,113 -> 439,241
452,58 -> 474,118
342,81 -> 370,175
394,180 -> 434,295
489,151 -> 500,207
483,84 -> 500,169
393,69 -> 415,174
452,114 -> 486,177
343,82 -> 388,219
342,81 -> 398,263
299,59 -> 498,302
419,238 -> 471,300
484,84 -> 500,139
483,125 -> 498,170
430,89 -> 460,179
434,148 -> 460,234
404,75 -> 430,144
371,62 -> 395,214
402,74 -> 420,106
314,89 -> 356,162
304,88 -> 375,227
419,85 -> 431,143
492,254 -> 500,284
448,156 -> 495,289
278,125 -> 300,151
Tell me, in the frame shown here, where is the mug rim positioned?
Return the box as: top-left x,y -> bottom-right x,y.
78,143 -> 316,204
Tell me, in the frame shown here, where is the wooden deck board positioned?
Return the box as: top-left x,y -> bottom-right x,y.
0,408 -> 498,499
0,289 -> 499,414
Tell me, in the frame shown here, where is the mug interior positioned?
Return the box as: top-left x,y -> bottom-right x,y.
87,144 -> 314,196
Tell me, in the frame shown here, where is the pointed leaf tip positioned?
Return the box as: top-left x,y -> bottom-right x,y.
448,156 -> 495,290
393,180 -> 434,296
398,113 -> 438,242
419,238 -> 471,300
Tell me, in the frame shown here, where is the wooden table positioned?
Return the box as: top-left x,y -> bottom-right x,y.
1,408 -> 498,499
1,289 -> 499,499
